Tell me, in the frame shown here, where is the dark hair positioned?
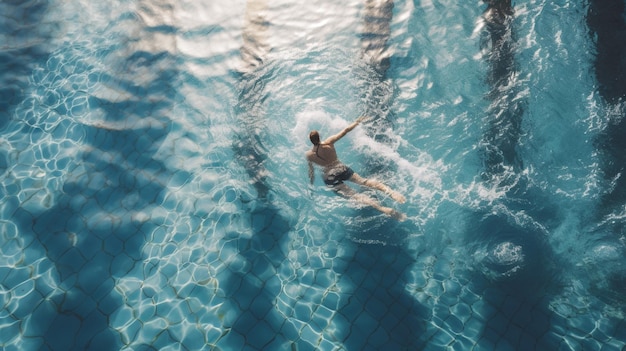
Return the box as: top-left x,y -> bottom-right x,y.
309,130 -> 320,145
309,130 -> 324,159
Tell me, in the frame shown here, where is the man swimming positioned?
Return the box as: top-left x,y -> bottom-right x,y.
306,116 -> 406,220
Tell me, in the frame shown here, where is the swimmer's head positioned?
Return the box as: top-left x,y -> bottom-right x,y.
309,130 -> 320,145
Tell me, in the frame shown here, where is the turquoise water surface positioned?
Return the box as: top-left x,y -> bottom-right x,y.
2,0 -> 626,350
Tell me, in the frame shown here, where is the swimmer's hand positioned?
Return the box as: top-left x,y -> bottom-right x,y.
356,115 -> 372,124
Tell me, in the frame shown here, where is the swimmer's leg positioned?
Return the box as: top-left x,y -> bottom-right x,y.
349,173 -> 406,204
335,184 -> 406,221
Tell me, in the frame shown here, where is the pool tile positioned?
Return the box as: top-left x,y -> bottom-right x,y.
429,328 -> 455,348
46,313 -> 82,350
294,301 -> 314,321
366,326 -> 391,348
600,339 -> 624,351
249,293 -> 274,320
443,314 -> 464,334
0,319 -> 20,346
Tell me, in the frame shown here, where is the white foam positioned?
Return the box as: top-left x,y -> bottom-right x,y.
355,128 -> 449,224
291,109 -> 353,152
493,242 -> 524,265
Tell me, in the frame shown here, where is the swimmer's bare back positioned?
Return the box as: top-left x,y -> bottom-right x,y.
306,143 -> 340,168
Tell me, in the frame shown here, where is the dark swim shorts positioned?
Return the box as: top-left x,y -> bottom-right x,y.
324,164 -> 355,186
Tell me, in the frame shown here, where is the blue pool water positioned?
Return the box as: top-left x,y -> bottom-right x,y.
2,0 -> 626,350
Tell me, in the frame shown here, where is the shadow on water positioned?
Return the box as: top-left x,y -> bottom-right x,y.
232,0 -> 272,200
359,0 -> 393,77
358,0 -> 397,152
216,200 -> 295,349
330,2 -> 429,349
587,0 -> 626,217
14,124 -> 170,350
217,1 -> 298,348
337,219 -> 429,350
465,209 -> 565,349
586,0 -> 626,305
479,0 -> 524,181
0,0 -> 54,130
587,0 -> 626,104
469,1 -> 564,349
9,40 -> 180,350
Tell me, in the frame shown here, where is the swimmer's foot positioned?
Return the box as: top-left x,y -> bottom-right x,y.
389,191 -> 406,204
391,210 -> 407,222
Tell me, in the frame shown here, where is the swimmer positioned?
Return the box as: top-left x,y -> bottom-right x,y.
306,116 -> 406,221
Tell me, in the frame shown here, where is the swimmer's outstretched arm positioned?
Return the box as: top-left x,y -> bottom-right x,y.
324,116 -> 369,144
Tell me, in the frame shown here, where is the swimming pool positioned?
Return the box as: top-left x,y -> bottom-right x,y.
1,0 -> 625,349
